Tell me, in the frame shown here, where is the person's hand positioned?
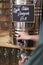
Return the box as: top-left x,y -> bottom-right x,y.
18,57 -> 28,65
16,31 -> 30,40
16,31 -> 39,42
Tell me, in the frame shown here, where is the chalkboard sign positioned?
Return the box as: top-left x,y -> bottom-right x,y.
13,5 -> 34,22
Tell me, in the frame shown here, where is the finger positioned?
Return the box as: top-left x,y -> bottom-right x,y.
16,36 -> 22,40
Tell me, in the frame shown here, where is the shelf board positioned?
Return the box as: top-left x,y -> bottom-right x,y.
0,43 -> 36,50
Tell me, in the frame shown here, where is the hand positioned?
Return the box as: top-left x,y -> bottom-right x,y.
16,31 -> 39,42
18,57 -> 28,65
16,31 -> 30,40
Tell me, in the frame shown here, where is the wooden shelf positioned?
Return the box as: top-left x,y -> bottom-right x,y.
0,43 -> 19,49
24,47 -> 36,51
0,42 -> 36,50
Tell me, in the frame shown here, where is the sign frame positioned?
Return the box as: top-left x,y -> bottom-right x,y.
12,4 -> 35,23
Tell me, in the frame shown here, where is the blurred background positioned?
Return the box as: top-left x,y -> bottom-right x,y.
0,0 -> 42,65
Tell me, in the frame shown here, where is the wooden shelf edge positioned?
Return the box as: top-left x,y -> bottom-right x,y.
0,43 -> 36,50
